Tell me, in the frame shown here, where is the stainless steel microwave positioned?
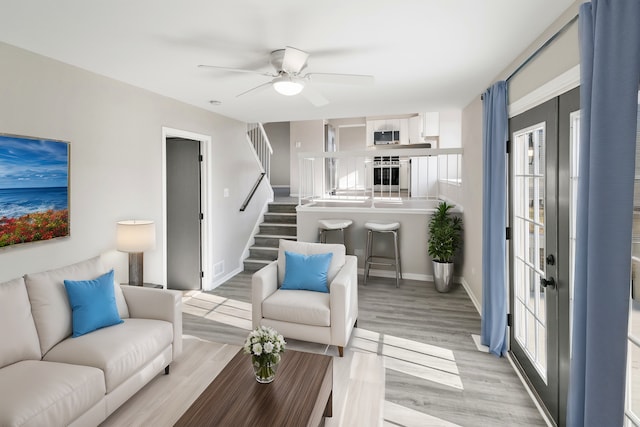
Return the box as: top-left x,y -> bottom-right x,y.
373,130 -> 399,145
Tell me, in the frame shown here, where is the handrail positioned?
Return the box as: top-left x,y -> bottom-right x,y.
240,172 -> 266,212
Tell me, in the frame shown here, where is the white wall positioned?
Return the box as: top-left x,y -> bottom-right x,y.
263,122 -> 290,187
460,98 -> 484,310
438,110 -> 462,148
0,41 -> 266,287
289,120 -> 324,197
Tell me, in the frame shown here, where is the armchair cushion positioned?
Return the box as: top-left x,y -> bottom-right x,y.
262,290 -> 330,327
281,251 -> 333,293
277,240 -> 345,286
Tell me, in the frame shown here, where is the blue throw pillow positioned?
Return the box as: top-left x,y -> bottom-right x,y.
64,269 -> 123,337
281,251 -> 333,293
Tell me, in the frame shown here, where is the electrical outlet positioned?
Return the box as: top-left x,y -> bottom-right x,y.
296,141 -> 301,148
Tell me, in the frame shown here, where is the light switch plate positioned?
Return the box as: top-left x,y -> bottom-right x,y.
223,188 -> 229,197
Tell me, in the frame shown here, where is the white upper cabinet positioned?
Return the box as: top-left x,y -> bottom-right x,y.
408,115 -> 421,144
365,113 -> 441,146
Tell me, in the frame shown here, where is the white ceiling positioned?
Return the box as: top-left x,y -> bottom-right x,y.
0,0 -> 575,123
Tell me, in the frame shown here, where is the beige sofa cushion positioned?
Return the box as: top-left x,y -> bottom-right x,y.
0,278 -> 42,369
277,240 -> 346,286
0,360 -> 105,427
262,289 -> 331,327
43,318 -> 173,393
24,256 -> 129,356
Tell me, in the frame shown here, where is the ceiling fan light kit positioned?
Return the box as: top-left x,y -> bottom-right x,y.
273,76 -> 304,96
199,46 -> 373,106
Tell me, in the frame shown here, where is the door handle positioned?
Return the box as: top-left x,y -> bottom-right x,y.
540,277 -> 556,289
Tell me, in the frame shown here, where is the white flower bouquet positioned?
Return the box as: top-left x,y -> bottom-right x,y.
243,326 -> 286,383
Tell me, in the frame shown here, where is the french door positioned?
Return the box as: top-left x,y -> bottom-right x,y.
508,88 -> 579,426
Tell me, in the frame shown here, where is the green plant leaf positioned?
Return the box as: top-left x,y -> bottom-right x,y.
428,201 -> 463,263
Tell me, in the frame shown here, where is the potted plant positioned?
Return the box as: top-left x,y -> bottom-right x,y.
428,201 -> 463,292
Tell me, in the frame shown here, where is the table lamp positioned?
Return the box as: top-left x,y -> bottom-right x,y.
116,220 -> 156,286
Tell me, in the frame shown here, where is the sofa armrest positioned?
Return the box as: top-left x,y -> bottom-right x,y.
120,286 -> 183,359
252,261 -> 278,328
329,255 -> 358,347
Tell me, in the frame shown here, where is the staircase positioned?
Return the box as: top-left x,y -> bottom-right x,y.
243,202 -> 297,272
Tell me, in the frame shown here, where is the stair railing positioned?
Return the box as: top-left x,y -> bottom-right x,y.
240,172 -> 266,212
247,123 -> 273,179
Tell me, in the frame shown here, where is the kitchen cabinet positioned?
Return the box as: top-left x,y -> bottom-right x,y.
366,118 -> 409,146
399,120 -> 409,144
408,116 -> 421,144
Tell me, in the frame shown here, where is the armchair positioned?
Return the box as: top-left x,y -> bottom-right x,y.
252,240 -> 358,357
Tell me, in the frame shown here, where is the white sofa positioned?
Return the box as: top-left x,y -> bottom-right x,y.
252,240 -> 358,357
0,256 -> 182,427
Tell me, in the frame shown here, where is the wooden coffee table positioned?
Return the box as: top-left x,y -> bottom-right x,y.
174,349 -> 333,427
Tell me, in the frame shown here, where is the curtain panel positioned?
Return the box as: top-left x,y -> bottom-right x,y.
567,1 -> 640,425
481,81 -> 509,357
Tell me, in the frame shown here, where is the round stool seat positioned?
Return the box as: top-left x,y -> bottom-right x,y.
319,219 -> 353,230
365,221 -> 400,232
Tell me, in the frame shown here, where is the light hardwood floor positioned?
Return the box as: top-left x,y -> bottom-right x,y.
180,272 -> 546,427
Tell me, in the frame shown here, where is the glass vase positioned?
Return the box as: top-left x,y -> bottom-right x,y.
252,354 -> 280,384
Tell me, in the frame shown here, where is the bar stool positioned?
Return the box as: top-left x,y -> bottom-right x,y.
318,219 -> 353,250
364,221 -> 402,288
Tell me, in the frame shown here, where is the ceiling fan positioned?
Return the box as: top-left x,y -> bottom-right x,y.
198,46 -> 374,107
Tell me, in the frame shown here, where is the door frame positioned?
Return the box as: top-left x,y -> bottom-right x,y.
508,97 -> 560,423
504,68 -> 580,427
161,127 -> 212,290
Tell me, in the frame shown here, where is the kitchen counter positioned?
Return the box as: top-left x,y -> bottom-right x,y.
370,143 -> 432,150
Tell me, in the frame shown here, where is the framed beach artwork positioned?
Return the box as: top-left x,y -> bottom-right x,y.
0,134 -> 70,248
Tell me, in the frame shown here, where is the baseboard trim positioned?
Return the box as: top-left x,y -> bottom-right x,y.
208,267 -> 243,290
460,277 -> 482,316
357,268 -> 462,284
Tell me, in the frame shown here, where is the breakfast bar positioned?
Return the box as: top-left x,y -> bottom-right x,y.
297,199 -> 463,281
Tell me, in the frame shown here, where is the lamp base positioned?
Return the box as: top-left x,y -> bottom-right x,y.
128,252 -> 144,286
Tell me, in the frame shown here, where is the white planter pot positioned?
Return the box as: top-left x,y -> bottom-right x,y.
432,261 -> 454,293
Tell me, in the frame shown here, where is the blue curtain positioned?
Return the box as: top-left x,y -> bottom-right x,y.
567,1 -> 640,426
481,81 -> 508,357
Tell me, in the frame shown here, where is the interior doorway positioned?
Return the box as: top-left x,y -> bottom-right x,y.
166,137 -> 201,290
162,127 -> 211,291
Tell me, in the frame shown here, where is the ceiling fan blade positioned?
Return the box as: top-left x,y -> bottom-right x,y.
236,81 -> 273,98
305,72 -> 374,85
301,85 -> 329,107
281,46 -> 309,74
198,64 -> 275,77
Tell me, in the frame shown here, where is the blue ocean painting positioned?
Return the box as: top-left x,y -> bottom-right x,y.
0,135 -> 69,219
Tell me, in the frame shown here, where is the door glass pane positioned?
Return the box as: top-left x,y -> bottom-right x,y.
513,123 -> 548,383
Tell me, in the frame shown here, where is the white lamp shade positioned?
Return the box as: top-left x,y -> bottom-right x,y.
116,220 -> 156,253
273,77 -> 304,96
